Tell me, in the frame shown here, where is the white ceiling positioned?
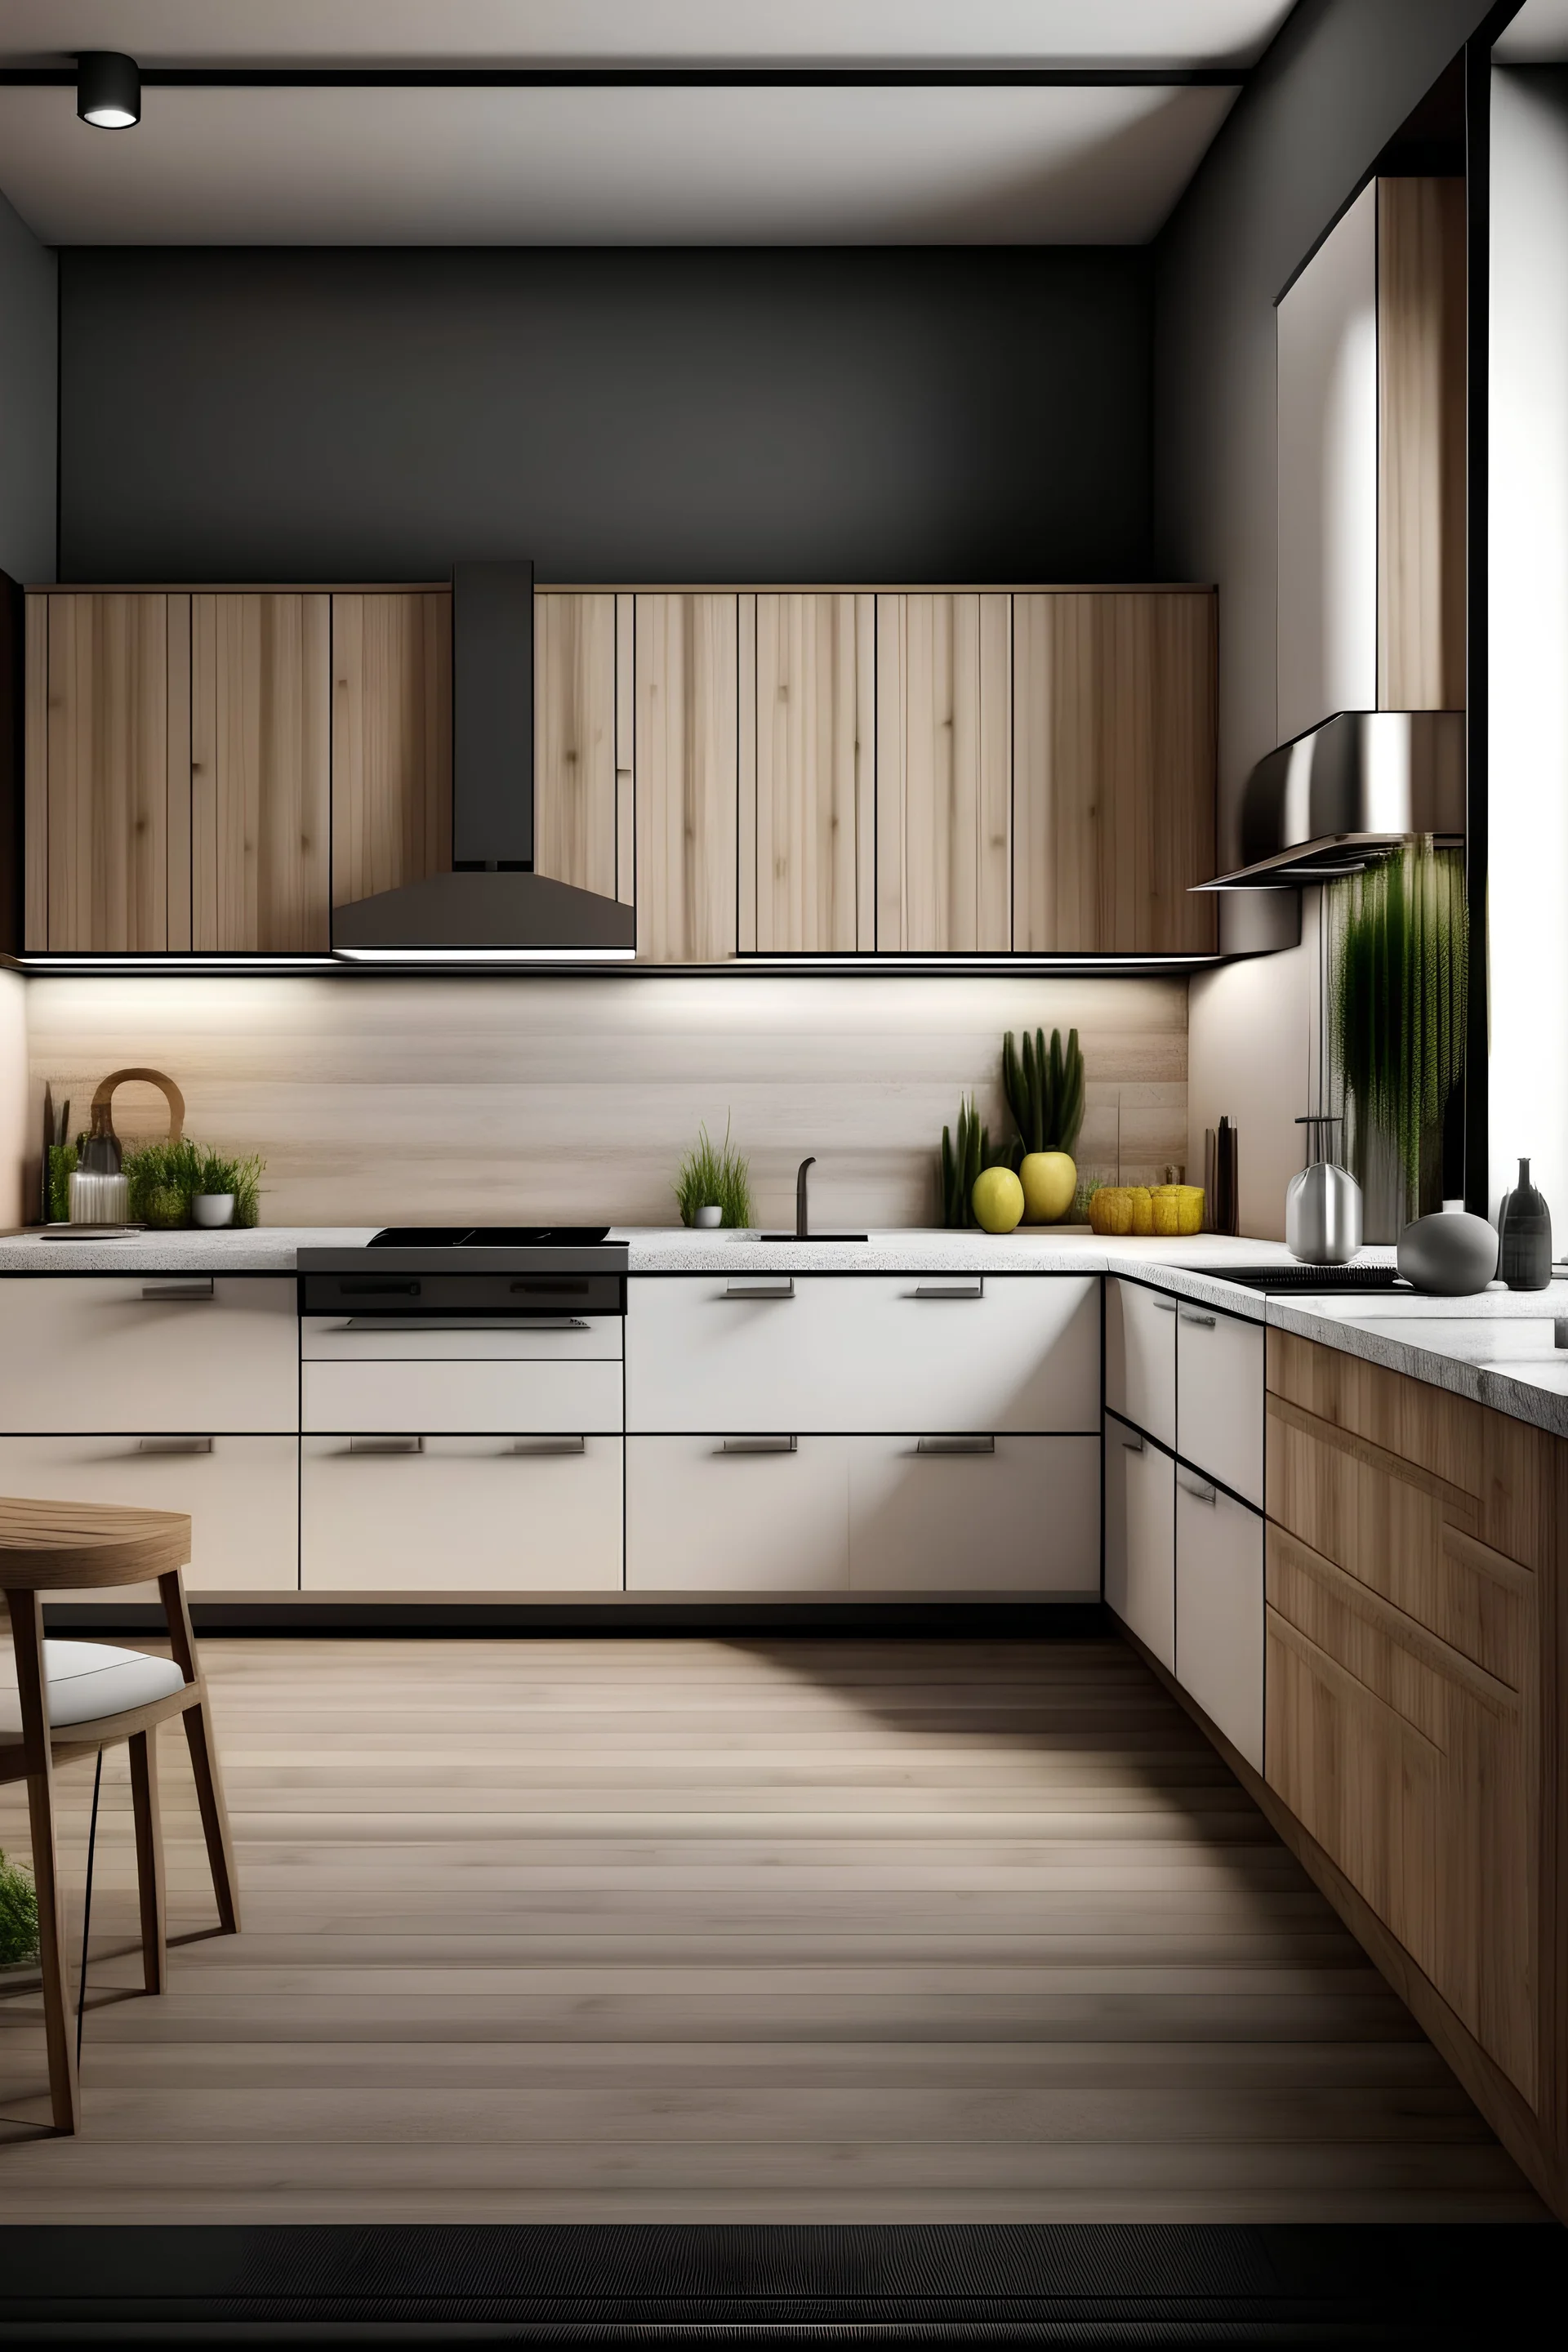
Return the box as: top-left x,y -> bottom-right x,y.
0,3 -> 1296,70
0,1 -> 1290,246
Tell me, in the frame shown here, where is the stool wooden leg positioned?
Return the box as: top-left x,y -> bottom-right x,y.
158,1569 -> 241,1936
181,1699 -> 241,1936
128,1729 -> 167,1994
10,1588 -> 80,2133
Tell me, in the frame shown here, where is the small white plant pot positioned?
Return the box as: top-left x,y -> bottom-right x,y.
192,1192 -> 235,1229
693,1204 -> 724,1229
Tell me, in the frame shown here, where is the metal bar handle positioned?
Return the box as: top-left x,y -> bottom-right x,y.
916,1434 -> 996,1455
719,1435 -> 798,1454
724,1281 -> 795,1300
1116,1429 -> 1145,1453
140,1280 -> 214,1303
510,1435 -> 587,1456
341,1316 -> 590,1331
1178,1308 -> 1217,1328
347,1434 -> 425,1454
912,1281 -> 984,1300
1178,1470 -> 1217,1503
1151,1299 -> 1178,1315
136,1436 -> 213,1454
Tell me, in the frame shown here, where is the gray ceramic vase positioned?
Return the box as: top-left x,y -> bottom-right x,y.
1396,1201 -> 1499,1295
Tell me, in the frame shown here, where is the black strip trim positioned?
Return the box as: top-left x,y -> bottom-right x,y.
2,65 -> 1248,91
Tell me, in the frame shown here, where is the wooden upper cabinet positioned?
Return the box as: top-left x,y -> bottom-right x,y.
533,591 -> 621,903
1378,177 -> 1467,711
635,592 -> 738,962
332,590 -> 452,911
191,593 -> 331,951
24,591 -> 189,951
1013,590 -> 1217,956
742,591 -> 873,954
875,593 -> 1010,953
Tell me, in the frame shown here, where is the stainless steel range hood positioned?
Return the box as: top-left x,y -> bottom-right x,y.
333,561 -> 636,962
1196,709 -> 1466,890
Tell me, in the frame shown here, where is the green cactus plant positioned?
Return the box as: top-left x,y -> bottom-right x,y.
1003,1026 -> 1085,1158
939,1096 -> 1014,1228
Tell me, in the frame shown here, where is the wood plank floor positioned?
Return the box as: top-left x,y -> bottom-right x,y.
0,1633 -> 1547,2221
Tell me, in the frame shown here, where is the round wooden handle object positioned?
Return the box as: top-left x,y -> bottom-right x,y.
90,1067 -> 185,1143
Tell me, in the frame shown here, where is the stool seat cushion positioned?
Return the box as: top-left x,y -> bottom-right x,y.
0,1640 -> 186,1736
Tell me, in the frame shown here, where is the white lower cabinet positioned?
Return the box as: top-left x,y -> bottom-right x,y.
1175,1303 -> 1265,1509
0,1432 -> 299,1594
1104,1280 -> 1178,1451
626,1435 -> 850,1592
301,1434 -> 623,1592
302,1359 -> 621,1436
0,1276 -> 298,1432
848,1435 -> 1099,1593
1174,1469 -> 1264,1773
1102,1413 -> 1175,1670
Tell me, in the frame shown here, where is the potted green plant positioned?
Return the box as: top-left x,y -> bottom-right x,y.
674,1118 -> 753,1229
123,1141 -> 266,1231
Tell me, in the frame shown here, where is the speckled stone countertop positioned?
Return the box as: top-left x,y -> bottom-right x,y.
3,1221 -> 1566,1438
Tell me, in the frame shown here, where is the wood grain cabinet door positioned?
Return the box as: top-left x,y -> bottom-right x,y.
875,592 -> 1010,951
1013,590 -> 1217,953
634,592 -> 738,961
25,590 -> 190,951
332,590 -> 452,912
1263,1392 -> 1539,2102
192,592 -> 331,950
742,591 -> 874,952
533,591 -> 621,903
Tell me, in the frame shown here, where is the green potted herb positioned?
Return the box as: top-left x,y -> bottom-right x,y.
675,1118 -> 753,1229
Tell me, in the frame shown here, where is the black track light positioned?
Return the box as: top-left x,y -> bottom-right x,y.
77,51 -> 140,129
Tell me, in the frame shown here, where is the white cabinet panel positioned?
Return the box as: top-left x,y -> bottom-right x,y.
302,1315 -> 621,1361
302,1358 -> 621,1435
0,1276 -> 297,1433
1103,1414 -> 1175,1670
301,1434 -> 622,1592
0,1432 -> 298,1594
848,1433 -> 1098,1594
1175,1303 -> 1264,1508
626,1435 -> 849,1592
1103,1278 -> 1178,1450
626,1274 -> 1098,1434
1175,1472 -> 1264,1775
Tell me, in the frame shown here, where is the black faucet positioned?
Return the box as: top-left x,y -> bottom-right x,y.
795,1156 -> 816,1240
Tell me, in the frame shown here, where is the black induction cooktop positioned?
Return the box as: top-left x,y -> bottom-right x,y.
368,1227 -> 612,1248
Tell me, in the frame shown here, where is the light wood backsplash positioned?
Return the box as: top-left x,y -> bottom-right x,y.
24,974 -> 1187,1232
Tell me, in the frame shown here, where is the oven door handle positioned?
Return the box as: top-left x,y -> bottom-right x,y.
341,1316 -> 591,1332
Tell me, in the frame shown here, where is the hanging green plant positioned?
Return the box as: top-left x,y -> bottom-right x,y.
1328,841 -> 1467,1221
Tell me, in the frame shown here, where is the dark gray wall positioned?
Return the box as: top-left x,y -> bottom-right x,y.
0,189 -> 56,584
1154,0 -> 1496,856
59,247 -> 1152,584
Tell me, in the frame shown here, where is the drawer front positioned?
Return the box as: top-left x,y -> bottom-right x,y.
626,1274 -> 1099,1433
1104,1280 -> 1177,1450
1176,1303 -> 1263,1507
0,1432 -> 298,1594
301,1434 -> 622,1592
1175,1473 -> 1263,1773
0,1276 -> 298,1433
849,1433 -> 1099,1594
302,1358 -> 622,1434
302,1315 -> 622,1361
625,1434 -> 850,1592
1104,1414 -> 1174,1667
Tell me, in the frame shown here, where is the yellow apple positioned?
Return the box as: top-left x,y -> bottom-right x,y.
971,1165 -> 1025,1234
1019,1150 -> 1077,1224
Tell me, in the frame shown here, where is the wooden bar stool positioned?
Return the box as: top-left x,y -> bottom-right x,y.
0,1496 -> 241,2133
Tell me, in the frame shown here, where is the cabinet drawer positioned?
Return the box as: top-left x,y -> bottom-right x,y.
1176,1302 -> 1263,1507
1175,1472 -> 1263,1773
302,1358 -> 621,1434
626,1274 -> 1098,1433
849,1433 -> 1099,1594
1104,1414 -> 1174,1668
0,1276 -> 297,1433
0,1432 -> 298,1595
302,1315 -> 621,1361
1104,1280 -> 1177,1450
626,1434 -> 850,1592
301,1434 -> 622,1592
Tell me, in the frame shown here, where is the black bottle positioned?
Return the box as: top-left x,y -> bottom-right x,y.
1497,1157 -> 1552,1290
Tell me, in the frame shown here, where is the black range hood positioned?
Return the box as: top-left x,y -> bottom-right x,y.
333,561 -> 635,962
